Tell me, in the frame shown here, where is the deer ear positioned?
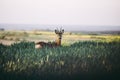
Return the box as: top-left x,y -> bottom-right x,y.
55,29 -> 57,33
62,29 -> 64,33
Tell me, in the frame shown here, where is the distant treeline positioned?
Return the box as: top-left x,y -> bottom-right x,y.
72,31 -> 120,35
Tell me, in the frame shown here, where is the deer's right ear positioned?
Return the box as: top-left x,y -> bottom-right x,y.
55,29 -> 57,33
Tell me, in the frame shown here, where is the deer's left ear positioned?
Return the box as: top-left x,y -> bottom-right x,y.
62,29 -> 64,33
55,29 -> 57,34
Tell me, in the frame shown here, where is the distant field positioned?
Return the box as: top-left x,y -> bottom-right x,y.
0,30 -> 120,45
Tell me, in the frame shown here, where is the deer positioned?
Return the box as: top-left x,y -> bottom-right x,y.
35,28 -> 64,49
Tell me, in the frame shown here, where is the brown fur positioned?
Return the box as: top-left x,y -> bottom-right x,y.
35,28 -> 64,49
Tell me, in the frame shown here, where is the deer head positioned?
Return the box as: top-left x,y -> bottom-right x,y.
54,27 -> 64,46
55,27 -> 64,39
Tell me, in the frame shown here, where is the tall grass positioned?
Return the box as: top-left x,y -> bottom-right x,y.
0,40 -> 120,80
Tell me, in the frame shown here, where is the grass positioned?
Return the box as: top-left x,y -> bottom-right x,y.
0,38 -> 120,80
0,30 -> 120,80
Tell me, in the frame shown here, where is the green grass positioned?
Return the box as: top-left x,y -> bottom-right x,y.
0,39 -> 120,80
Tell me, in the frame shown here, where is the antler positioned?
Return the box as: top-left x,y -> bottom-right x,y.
60,27 -> 64,33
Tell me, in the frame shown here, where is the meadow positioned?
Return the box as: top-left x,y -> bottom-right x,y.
0,30 -> 120,80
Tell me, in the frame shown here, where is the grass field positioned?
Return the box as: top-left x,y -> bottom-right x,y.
0,30 -> 120,45
0,30 -> 120,80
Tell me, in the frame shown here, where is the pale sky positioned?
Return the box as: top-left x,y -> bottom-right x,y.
0,0 -> 120,26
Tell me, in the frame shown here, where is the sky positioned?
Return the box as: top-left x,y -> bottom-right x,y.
0,0 -> 120,28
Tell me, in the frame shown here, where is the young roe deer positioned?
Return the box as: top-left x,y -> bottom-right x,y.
35,28 -> 64,49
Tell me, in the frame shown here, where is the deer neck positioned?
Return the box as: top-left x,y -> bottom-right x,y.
55,38 -> 61,46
